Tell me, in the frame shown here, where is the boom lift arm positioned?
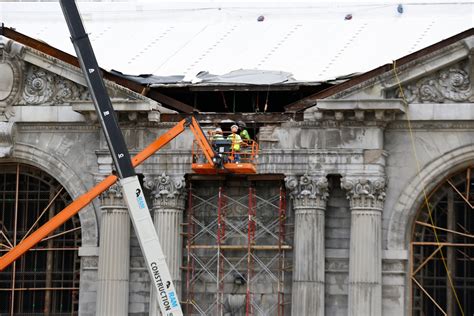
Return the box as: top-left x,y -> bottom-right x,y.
0,2 -> 219,315
60,2 -> 183,314
0,118 -> 215,273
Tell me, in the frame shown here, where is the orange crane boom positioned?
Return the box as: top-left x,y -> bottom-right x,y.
0,117 -> 216,270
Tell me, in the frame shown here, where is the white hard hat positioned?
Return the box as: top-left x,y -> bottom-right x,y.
215,127 -> 223,133
231,124 -> 238,130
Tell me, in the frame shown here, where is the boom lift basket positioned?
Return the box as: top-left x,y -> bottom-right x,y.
192,138 -> 259,174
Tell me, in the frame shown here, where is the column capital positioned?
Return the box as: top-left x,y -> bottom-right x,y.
94,175 -> 124,208
341,176 -> 387,211
285,174 -> 329,209
145,172 -> 186,210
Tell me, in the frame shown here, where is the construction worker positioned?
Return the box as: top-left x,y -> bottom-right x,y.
212,127 -> 224,141
237,121 -> 250,142
227,124 -> 242,162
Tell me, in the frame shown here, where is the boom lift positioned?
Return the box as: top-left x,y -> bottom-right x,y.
0,1 -> 257,316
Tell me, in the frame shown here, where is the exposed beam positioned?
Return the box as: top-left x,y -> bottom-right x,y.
188,85 -> 300,92
160,112 -> 303,123
146,90 -> 195,113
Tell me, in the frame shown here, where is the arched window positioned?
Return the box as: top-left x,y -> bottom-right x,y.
411,167 -> 474,315
0,163 -> 81,315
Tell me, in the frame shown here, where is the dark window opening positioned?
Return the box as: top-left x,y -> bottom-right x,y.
412,167 -> 474,316
0,163 -> 81,316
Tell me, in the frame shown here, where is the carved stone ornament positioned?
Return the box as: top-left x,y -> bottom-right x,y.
395,66 -> 473,103
99,182 -> 124,208
0,36 -> 25,121
0,121 -> 15,158
341,177 -> 386,210
145,173 -> 186,210
21,64 -> 89,105
285,174 -> 329,209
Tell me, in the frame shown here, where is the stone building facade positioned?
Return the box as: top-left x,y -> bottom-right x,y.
1,27 -> 474,316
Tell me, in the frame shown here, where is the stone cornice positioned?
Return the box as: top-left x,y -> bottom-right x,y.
285,174 -> 329,209
145,173 -> 186,210
341,176 -> 386,211
304,99 -> 405,122
71,101 -> 161,122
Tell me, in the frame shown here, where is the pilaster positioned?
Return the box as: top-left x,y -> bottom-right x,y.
286,174 -> 328,316
96,182 -> 130,316
342,176 -> 386,316
145,173 -> 186,316
0,121 -> 15,157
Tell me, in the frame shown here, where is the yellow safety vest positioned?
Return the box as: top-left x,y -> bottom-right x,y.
227,133 -> 242,151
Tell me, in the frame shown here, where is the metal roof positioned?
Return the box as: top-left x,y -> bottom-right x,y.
1,1 -> 473,83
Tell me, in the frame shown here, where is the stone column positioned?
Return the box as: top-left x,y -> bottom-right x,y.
96,183 -> 130,316
286,174 -> 329,316
341,176 -> 386,316
146,173 -> 186,316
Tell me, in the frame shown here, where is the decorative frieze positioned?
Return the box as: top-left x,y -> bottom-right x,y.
21,65 -> 89,105
145,173 -> 186,209
285,174 -> 329,209
329,42 -> 466,100
394,66 -> 473,103
341,177 -> 386,210
0,36 -> 25,121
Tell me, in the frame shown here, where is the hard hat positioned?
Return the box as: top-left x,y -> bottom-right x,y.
231,124 -> 239,130
237,120 -> 247,128
215,127 -> 223,133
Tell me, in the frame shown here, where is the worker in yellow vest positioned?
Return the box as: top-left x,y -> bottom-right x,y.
237,121 -> 250,142
227,124 -> 242,162
212,127 -> 224,141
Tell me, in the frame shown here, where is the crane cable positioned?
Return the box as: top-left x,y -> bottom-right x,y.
392,60 -> 464,316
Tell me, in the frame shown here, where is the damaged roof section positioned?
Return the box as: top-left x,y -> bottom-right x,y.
111,69 -> 296,86
2,0 -> 474,116
191,69 -> 295,85
0,26 -> 333,114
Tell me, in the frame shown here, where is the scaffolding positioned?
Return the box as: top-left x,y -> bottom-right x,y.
183,177 -> 292,315
411,167 -> 474,316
